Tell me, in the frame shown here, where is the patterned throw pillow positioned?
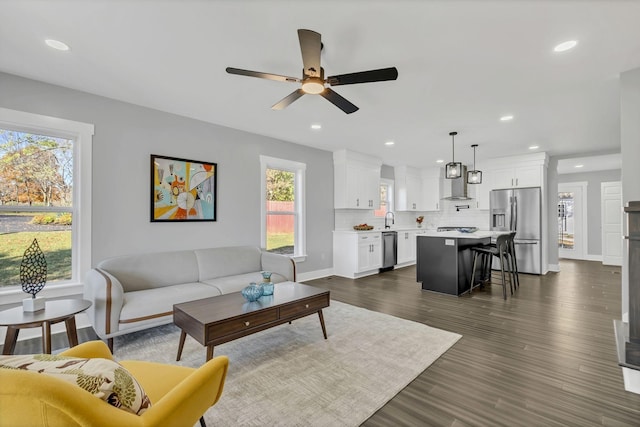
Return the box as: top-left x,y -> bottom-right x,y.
0,354 -> 151,415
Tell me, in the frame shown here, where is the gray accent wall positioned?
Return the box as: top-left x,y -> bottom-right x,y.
0,72 -> 334,274
558,169 -> 621,256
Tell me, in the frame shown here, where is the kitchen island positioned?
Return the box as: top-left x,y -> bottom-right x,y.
417,230 -> 495,296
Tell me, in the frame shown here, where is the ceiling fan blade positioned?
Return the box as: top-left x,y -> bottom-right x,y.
297,29 -> 322,78
226,67 -> 300,83
272,89 -> 306,110
327,67 -> 398,86
320,88 -> 359,114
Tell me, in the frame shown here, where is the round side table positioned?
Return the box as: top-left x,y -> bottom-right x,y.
0,299 -> 92,355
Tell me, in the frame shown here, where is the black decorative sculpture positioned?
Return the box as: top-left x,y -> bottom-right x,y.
20,238 -> 47,298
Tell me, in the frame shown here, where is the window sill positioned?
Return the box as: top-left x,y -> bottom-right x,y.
291,254 -> 307,263
0,282 -> 84,305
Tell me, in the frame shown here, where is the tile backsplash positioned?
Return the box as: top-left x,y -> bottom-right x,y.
335,200 -> 489,230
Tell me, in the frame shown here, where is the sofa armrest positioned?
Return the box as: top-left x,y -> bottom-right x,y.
60,340 -> 115,360
261,251 -> 296,282
83,269 -> 125,339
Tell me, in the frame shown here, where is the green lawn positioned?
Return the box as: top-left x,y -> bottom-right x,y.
267,232 -> 294,254
0,231 -> 71,287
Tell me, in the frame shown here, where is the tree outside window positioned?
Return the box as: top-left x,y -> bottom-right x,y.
0,129 -> 73,287
260,156 -> 306,260
265,168 -> 295,254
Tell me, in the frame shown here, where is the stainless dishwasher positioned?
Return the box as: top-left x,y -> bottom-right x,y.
381,231 -> 397,271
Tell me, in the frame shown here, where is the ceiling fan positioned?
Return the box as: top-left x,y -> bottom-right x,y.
226,29 -> 398,114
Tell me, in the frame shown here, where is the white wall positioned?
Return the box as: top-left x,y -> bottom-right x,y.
558,169 -> 621,257
621,67 -> 640,318
0,72 -> 334,275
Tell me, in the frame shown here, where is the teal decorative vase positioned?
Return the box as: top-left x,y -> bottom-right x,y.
241,282 -> 264,302
261,271 -> 274,296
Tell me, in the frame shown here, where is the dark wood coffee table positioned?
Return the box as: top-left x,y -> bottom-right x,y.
173,282 -> 330,361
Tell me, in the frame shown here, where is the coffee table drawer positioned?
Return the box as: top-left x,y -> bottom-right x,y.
280,295 -> 328,318
206,309 -> 278,340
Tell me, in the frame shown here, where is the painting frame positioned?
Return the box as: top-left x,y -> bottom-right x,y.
150,154 -> 217,222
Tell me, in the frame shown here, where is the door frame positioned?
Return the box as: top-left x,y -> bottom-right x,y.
558,182 -> 588,260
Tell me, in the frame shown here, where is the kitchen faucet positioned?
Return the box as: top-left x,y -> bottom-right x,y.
384,212 -> 395,229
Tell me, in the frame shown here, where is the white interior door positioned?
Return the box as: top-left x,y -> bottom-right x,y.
601,181 -> 623,266
558,182 -> 587,260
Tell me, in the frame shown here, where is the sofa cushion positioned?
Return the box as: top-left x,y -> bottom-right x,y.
98,251 -> 200,292
0,354 -> 151,415
119,282 -> 221,323
194,246 -> 262,280
200,272 -> 288,294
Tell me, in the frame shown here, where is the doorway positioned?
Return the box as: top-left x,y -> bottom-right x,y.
558,182 -> 587,260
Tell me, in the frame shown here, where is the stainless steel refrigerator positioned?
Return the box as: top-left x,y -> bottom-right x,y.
490,187 -> 542,274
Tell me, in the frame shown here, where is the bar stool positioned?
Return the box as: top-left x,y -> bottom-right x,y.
469,233 -> 517,299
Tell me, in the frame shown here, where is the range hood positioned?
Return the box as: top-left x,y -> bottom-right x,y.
441,165 -> 473,200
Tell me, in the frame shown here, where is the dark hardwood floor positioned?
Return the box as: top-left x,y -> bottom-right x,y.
305,259 -> 640,426
3,259 -> 639,425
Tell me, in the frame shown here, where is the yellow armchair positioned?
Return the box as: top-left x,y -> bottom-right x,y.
0,340 -> 228,427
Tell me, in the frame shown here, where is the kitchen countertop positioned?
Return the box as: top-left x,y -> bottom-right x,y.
419,230 -> 497,239
333,227 -> 433,234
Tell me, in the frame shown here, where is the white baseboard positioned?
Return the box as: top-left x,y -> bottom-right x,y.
297,268 -> 334,282
547,264 -> 561,272
584,254 -> 603,262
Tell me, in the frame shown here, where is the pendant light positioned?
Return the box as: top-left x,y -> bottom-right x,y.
467,144 -> 483,184
445,131 -> 462,179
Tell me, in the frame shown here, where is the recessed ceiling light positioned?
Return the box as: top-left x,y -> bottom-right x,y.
384,141 -> 395,146
574,164 -> 584,168
45,39 -> 70,51
436,159 -> 444,164
500,115 -> 514,121
529,145 -> 539,150
554,40 -> 578,52
310,124 -> 321,130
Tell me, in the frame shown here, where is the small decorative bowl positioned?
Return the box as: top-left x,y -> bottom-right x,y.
241,282 -> 264,302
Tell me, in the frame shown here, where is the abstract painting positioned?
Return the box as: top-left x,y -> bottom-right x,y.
151,154 -> 217,222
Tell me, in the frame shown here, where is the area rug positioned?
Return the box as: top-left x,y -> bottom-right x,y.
114,300 -> 461,427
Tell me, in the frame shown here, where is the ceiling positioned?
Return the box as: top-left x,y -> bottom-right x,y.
2,1 -> 639,170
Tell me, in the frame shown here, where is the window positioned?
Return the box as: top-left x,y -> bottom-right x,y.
260,155 -> 306,261
0,108 -> 93,301
374,178 -> 394,217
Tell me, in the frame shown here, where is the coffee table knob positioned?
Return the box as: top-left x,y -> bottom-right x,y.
245,321 -> 250,326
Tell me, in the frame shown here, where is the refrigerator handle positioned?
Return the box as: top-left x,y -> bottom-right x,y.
509,196 -> 514,230
513,196 -> 518,231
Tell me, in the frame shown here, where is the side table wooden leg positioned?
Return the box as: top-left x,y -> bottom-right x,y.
318,309 -> 328,339
64,315 -> 79,347
42,321 -> 52,354
3,326 -> 19,355
206,345 -> 214,361
177,330 -> 187,361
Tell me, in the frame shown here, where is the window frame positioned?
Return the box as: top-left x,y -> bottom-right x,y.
0,107 -> 93,303
260,155 -> 306,262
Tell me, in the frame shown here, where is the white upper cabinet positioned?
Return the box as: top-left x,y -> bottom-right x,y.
470,168 -> 492,209
491,165 -> 542,189
421,167 -> 442,211
334,150 -> 382,209
395,166 -> 423,211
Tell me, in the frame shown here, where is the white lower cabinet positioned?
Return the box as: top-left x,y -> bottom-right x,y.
396,229 -> 428,266
333,231 -> 382,278
397,231 -> 415,265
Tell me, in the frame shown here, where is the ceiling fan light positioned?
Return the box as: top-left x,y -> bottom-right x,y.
301,80 -> 325,94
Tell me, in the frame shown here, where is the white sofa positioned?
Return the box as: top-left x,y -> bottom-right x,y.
83,246 -> 296,350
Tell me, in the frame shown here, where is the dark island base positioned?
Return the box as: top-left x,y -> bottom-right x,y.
417,236 -> 491,296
